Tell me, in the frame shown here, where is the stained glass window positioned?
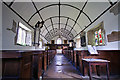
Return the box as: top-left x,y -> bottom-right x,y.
95,31 -> 98,45
87,21 -> 105,46
94,29 -> 104,46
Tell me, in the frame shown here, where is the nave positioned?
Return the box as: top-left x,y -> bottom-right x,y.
1,1 -> 120,80
43,54 -> 82,80
2,50 -> 120,80
43,53 -> 120,80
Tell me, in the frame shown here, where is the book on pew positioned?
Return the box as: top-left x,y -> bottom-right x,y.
87,45 -> 98,54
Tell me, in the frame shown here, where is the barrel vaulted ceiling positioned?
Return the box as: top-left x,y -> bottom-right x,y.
2,0 -> 119,41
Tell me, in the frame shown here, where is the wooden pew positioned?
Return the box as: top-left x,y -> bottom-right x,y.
1,50 -> 56,80
74,50 -> 120,76
2,50 -> 32,80
32,51 -> 44,79
43,51 -> 47,71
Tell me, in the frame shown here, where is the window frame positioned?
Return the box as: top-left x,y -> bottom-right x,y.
16,22 -> 32,46
87,21 -> 106,46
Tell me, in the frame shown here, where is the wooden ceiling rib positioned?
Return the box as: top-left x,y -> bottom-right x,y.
2,0 -> 119,41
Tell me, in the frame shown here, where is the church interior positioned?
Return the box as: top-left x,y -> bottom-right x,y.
0,0 -> 120,80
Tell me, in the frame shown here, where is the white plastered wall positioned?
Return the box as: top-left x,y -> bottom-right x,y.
75,7 -> 119,50
85,10 -> 119,50
2,4 -> 35,50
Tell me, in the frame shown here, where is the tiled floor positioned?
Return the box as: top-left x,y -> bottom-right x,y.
43,54 -> 82,80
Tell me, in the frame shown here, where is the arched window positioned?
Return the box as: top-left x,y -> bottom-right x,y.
57,38 -> 62,44
39,41 -> 42,48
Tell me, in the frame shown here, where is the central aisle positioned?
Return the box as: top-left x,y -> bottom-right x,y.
43,54 -> 82,80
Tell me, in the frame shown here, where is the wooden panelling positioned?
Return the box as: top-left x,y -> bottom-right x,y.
2,59 -> 20,76
32,51 -> 46,79
2,50 -> 32,80
47,50 -> 56,65
74,51 -> 77,67
74,50 -> 120,75
1,50 -> 56,80
63,50 -> 74,64
43,51 -> 47,71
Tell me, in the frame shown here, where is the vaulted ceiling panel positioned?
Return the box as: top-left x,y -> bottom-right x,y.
2,0 -> 119,42
3,0 -> 13,3
41,26 -> 46,34
40,5 -> 59,20
60,24 -> 65,29
110,0 -> 118,2
34,2 -> 51,9
54,25 -> 59,29
14,0 -> 31,2
4,2 -> 11,5
60,18 -> 67,24
29,14 -> 41,27
77,13 -> 91,28
72,29 -> 77,35
67,19 -> 74,28
61,2 -> 85,10
61,5 -> 79,20
44,19 -> 51,27
66,25 -> 71,31
84,2 -> 110,21
47,26 -> 53,32
42,29 -> 48,36
73,24 -> 81,34
52,17 -> 59,24
12,2 -> 36,22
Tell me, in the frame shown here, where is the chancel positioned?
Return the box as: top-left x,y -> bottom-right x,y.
0,0 -> 120,80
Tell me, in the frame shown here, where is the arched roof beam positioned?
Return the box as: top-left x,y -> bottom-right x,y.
41,23 -> 77,35
31,1 -> 52,38
28,4 -> 92,24
45,28 -> 74,40
72,1 -> 119,39
44,16 -> 82,30
40,34 -> 49,42
49,35 -> 69,41
67,0 -> 88,36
